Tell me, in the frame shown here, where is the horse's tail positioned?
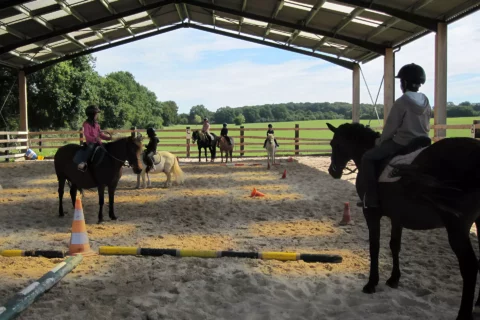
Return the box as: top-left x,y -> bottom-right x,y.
172,156 -> 185,185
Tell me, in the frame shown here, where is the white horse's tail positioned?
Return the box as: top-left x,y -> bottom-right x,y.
172,156 -> 185,185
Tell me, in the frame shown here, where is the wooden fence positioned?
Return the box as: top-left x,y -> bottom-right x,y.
2,122 -> 480,160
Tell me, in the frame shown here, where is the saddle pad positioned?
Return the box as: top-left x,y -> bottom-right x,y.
378,147 -> 427,183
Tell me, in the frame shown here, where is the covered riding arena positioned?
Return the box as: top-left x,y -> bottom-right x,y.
1,0 -> 480,319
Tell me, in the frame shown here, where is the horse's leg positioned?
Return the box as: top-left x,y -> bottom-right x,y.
198,148 -> 201,162
136,173 -> 140,189
363,209 -> 381,294
108,180 -> 119,221
204,148 -> 208,162
446,225 -> 477,320
58,177 -> 66,217
386,224 -> 403,288
69,184 -> 77,209
165,171 -> 171,188
97,185 -> 105,224
475,218 -> 480,309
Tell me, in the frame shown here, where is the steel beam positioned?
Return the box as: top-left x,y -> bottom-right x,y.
0,0 -> 175,56
183,0 -> 386,54
188,23 -> 355,70
238,0 -> 248,33
263,0 -> 284,40
0,0 -> 32,10
287,0 -> 325,45
333,0 -> 440,31
98,0 -> 135,36
23,24 -> 184,74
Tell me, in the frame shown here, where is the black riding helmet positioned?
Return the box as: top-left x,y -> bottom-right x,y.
85,105 -> 100,117
268,124 -> 272,128
395,63 -> 426,85
147,127 -> 156,137
223,123 -> 227,127
204,118 -> 208,121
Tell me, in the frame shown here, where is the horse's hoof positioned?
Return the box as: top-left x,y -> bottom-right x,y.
110,216 -> 118,221
362,283 -> 376,294
97,219 -> 104,224
386,278 -> 399,289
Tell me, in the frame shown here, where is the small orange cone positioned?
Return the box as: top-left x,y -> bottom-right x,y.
339,202 -> 351,225
250,188 -> 265,197
69,197 -> 95,256
281,169 -> 287,179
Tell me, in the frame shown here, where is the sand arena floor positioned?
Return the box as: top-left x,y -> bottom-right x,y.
0,157 -> 476,320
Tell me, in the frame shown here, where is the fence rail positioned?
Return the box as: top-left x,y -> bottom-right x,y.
2,122 -> 480,160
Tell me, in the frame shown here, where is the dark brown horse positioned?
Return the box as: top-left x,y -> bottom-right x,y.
54,136 -> 143,224
326,122 -> 480,320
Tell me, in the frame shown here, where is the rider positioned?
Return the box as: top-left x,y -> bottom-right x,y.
202,118 -> 213,144
77,105 -> 112,172
263,124 -> 279,148
145,127 -> 159,171
360,63 -> 431,208
219,123 -> 232,146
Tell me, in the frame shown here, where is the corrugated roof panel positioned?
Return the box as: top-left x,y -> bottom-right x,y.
8,19 -> 52,38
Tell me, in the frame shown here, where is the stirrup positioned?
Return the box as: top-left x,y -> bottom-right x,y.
77,164 -> 87,172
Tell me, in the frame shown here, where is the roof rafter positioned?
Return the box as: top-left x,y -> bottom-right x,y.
0,23 -> 64,57
55,0 -> 110,43
343,0 -> 434,59
9,50 -> 41,64
14,4 -> 87,49
24,24 -> 185,74
189,23 -> 355,70
136,0 -> 161,28
98,0 -> 135,36
238,0 -> 248,33
287,0 -> 325,46
0,0 -> 175,56
175,3 -> 184,21
183,0 -> 386,54
0,0 -> 32,10
333,0 -> 440,32
263,0 -> 284,40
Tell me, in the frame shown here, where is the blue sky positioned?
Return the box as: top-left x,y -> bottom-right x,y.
93,10 -> 480,114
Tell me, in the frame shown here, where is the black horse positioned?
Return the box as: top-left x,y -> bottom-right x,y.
54,136 -> 143,224
326,122 -> 480,320
192,130 -> 217,162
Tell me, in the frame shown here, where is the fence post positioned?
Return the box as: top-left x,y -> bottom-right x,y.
295,124 -> 299,156
79,128 -> 83,145
39,133 -> 42,153
186,126 -> 191,158
240,126 -> 245,157
473,120 -> 480,139
131,126 -> 136,138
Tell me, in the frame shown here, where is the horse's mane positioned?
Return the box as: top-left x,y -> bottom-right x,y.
335,123 -> 380,143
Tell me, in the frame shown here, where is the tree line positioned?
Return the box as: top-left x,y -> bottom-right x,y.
0,55 -> 478,131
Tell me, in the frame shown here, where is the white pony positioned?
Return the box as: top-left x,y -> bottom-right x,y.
136,151 -> 185,188
265,133 -> 276,169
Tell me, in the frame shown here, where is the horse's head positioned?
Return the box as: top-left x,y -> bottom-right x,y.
192,130 -> 199,144
327,122 -> 379,179
125,136 -> 143,174
267,133 -> 275,141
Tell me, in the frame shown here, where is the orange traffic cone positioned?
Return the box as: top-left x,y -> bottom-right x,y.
281,169 -> 287,179
250,188 -> 265,197
69,197 -> 95,256
339,202 -> 351,225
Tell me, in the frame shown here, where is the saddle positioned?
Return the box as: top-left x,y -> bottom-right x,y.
376,136 -> 432,182
73,144 -> 107,169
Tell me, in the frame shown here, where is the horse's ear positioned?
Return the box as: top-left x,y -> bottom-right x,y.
326,123 -> 337,133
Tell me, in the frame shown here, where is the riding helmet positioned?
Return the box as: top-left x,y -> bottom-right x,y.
395,63 -> 426,85
268,124 -> 272,128
147,127 -> 156,137
223,123 -> 227,127
85,105 -> 100,117
204,118 -> 208,121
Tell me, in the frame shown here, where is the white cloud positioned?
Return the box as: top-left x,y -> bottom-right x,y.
93,12 -> 480,113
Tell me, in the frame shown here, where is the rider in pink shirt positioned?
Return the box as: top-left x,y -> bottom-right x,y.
76,105 -> 111,171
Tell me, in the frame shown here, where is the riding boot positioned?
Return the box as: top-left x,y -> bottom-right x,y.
263,140 -> 267,149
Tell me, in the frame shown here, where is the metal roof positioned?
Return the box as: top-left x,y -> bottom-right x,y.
0,0 -> 479,72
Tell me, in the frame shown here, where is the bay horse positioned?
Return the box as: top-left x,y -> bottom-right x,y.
54,136 -> 143,224
192,130 -> 217,162
217,136 -> 234,163
326,122 -> 480,320
265,133 -> 276,169
136,151 -> 185,188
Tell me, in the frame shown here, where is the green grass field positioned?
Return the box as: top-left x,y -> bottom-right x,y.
27,117 -> 479,158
